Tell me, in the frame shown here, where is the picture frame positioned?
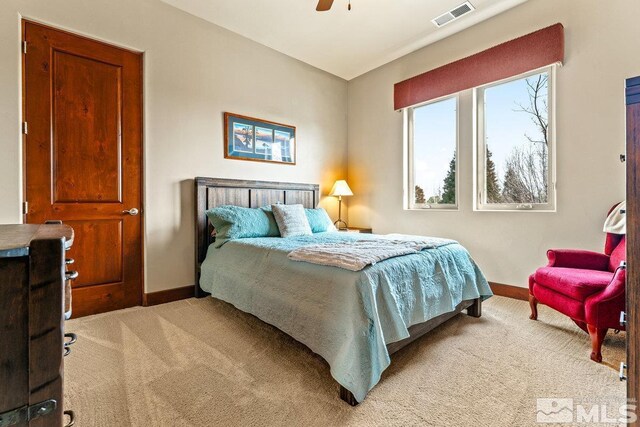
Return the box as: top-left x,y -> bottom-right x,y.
224,112 -> 296,165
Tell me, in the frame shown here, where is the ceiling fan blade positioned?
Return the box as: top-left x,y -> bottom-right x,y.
316,0 -> 334,11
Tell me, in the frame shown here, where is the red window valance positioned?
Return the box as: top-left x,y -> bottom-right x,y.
394,23 -> 564,110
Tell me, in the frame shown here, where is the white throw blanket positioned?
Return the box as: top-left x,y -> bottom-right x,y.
603,201 -> 626,234
287,234 -> 456,271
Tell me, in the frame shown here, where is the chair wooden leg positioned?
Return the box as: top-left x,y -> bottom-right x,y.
528,294 -> 538,320
587,324 -> 608,363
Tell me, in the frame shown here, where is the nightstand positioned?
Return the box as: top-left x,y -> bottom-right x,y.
338,227 -> 372,234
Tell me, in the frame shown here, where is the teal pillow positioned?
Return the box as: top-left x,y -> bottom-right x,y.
305,208 -> 336,233
206,206 -> 280,248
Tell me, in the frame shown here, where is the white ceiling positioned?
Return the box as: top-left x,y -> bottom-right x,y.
160,0 -> 528,80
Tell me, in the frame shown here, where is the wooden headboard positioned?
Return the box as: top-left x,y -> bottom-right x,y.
194,177 -> 320,297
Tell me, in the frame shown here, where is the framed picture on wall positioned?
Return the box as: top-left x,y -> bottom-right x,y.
224,112 -> 296,165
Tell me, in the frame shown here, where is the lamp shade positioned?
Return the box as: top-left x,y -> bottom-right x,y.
329,180 -> 353,197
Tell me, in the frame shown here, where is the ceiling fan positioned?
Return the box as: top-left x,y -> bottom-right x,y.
316,0 -> 352,11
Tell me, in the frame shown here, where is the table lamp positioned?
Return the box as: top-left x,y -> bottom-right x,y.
329,180 -> 353,230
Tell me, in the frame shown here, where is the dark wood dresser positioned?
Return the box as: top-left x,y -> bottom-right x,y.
0,224 -> 76,427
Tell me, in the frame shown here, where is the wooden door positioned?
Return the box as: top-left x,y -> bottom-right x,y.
626,76 -> 639,426
23,21 -> 143,317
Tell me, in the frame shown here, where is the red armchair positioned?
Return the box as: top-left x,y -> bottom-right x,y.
529,209 -> 626,363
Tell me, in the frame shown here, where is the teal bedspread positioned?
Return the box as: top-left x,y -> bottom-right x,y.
199,232 -> 492,402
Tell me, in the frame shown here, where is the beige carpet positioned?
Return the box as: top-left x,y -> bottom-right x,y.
65,296 -> 625,427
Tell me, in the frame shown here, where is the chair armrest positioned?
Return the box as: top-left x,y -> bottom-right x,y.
547,249 -> 610,271
585,267 -> 626,328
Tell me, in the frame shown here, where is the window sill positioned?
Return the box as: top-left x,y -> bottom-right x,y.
474,207 -> 556,213
405,207 -> 459,212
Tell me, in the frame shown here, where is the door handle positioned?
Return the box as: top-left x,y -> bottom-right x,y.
122,208 -> 139,216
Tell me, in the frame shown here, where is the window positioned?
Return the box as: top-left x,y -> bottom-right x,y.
406,95 -> 458,209
476,66 -> 556,211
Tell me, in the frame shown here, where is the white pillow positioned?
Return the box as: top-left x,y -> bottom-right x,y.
271,204 -> 313,238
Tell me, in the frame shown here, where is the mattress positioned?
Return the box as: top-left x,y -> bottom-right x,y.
199,231 -> 492,402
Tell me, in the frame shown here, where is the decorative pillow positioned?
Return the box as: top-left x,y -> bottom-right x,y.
305,208 -> 336,233
206,205 -> 279,248
271,204 -> 313,238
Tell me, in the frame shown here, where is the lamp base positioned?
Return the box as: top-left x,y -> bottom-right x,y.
334,219 -> 348,230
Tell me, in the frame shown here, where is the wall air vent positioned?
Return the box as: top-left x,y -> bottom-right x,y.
432,2 -> 475,28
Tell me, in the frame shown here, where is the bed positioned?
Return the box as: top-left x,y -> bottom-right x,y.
194,177 -> 492,405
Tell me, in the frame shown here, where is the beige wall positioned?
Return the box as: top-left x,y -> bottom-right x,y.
0,0 -> 348,292
347,0 -> 639,287
2,0 -> 637,294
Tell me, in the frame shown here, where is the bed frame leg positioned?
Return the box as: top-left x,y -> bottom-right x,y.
466,298 -> 482,318
194,285 -> 209,298
339,385 -> 359,406
194,274 -> 210,299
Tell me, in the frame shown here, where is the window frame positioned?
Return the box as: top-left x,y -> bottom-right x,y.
474,65 -> 557,212
405,94 -> 460,211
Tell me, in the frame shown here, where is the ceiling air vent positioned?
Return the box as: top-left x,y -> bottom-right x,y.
432,2 -> 475,28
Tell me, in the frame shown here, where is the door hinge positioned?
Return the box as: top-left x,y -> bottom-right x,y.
0,399 -> 57,427
22,40 -> 27,54
620,311 -> 627,328
22,201 -> 28,215
22,122 -> 28,135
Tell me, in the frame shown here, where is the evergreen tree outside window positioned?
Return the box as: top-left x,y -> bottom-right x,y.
406,95 -> 458,209
485,148 -> 502,203
441,153 -> 456,204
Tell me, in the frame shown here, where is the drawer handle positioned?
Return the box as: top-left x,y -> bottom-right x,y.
619,362 -> 627,381
64,410 -> 76,427
65,271 -> 79,281
65,258 -> 75,265
64,346 -> 71,357
64,332 -> 77,348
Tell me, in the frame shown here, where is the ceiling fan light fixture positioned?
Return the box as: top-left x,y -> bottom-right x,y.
316,0 -> 351,12
316,0 -> 334,12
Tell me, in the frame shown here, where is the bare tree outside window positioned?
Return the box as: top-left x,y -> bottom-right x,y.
502,74 -> 549,204
414,185 -> 426,204
479,68 -> 553,210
